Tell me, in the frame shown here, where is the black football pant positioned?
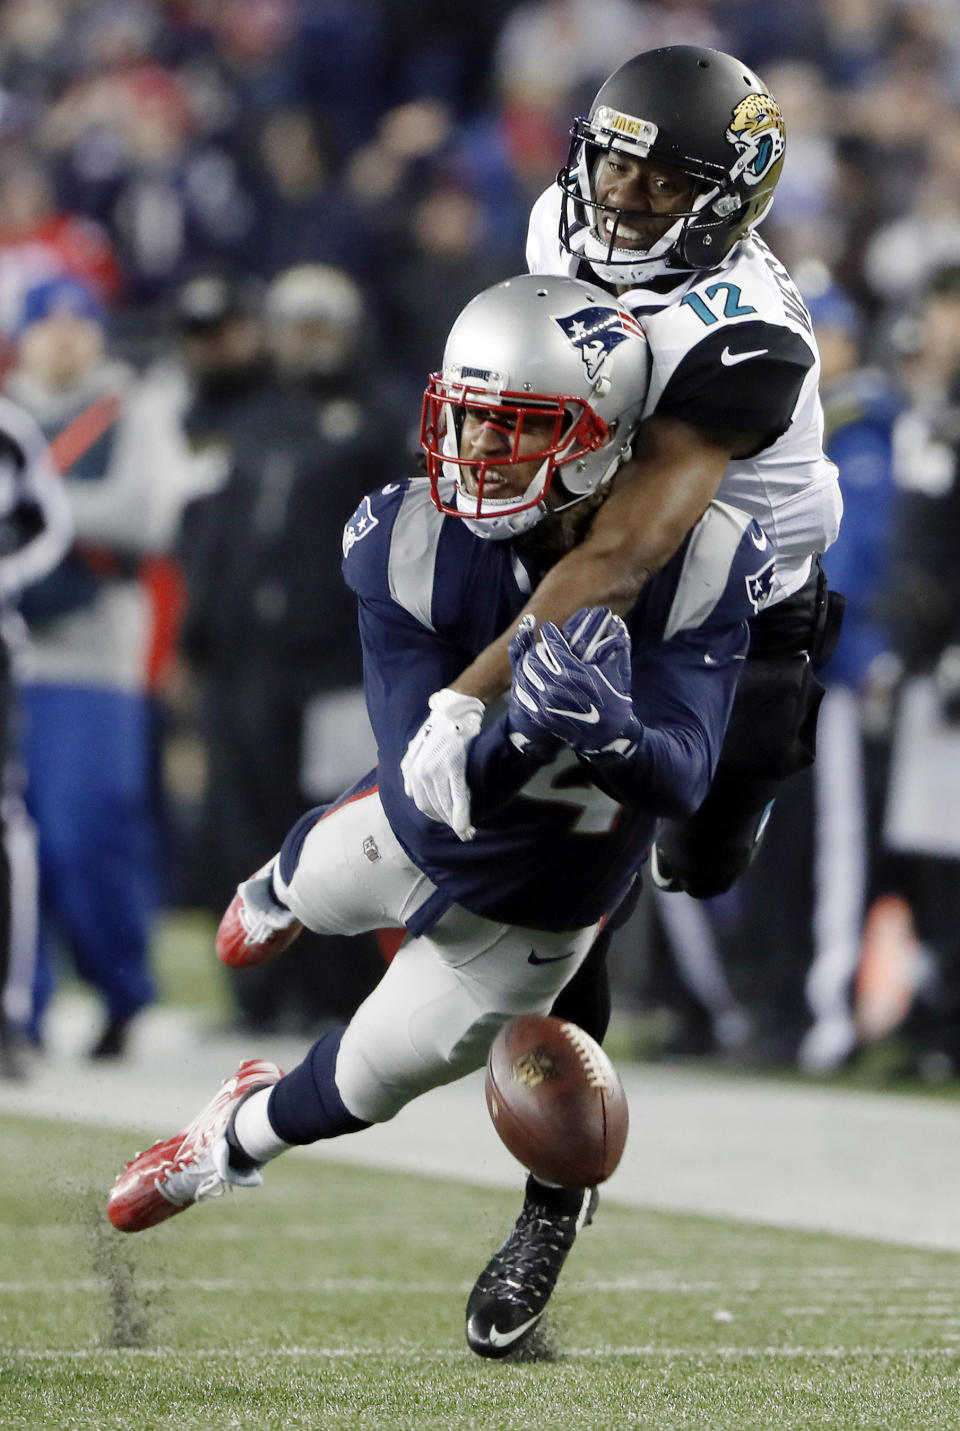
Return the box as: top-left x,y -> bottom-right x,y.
551,559 -> 845,1045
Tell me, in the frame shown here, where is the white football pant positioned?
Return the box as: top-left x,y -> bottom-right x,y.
273,788 -> 599,1123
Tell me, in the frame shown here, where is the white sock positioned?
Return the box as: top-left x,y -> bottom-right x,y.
233,1087 -> 292,1164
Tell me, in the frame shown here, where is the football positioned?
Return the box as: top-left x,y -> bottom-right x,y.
485,1014 -> 629,1187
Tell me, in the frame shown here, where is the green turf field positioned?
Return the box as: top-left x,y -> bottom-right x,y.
1,1113 -> 958,1430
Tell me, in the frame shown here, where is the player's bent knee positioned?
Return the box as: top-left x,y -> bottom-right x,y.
657,797 -> 775,899
673,862 -> 744,900
334,1008 -> 513,1124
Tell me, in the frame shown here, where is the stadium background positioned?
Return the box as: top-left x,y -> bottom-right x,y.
1,0 -> 956,371
1,0 -> 960,1073
3,4 -> 960,1428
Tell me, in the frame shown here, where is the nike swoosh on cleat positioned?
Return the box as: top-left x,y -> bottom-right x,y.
486,1313 -> 542,1348
528,948 -> 576,965
720,345 -> 768,365
543,703 -> 600,723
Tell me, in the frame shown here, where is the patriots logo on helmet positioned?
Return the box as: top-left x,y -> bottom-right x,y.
342,495 -> 379,557
745,556 -> 776,612
553,306 -> 645,380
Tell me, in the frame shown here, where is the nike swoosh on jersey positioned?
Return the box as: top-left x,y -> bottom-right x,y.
720,345 -> 768,365
528,948 -> 577,965
486,1313 -> 543,1347
542,703 -> 601,723
703,652 -> 746,664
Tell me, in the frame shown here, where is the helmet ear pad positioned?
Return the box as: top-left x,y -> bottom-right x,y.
673,192 -> 756,268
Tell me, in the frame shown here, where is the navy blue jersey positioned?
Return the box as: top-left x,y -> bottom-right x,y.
342,479 -> 774,933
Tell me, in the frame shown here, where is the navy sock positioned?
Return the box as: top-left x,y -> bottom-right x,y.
267,1026 -> 371,1144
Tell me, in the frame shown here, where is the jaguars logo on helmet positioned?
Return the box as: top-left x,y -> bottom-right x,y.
726,94 -> 786,188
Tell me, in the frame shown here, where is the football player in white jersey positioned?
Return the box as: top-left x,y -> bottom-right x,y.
404,43 -> 843,876
399,45 -> 846,1352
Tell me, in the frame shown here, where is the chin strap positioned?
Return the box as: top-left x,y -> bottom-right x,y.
568,166 -> 721,285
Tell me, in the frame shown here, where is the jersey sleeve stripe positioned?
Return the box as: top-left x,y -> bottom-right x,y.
387,484 -> 443,631
662,500 -> 756,640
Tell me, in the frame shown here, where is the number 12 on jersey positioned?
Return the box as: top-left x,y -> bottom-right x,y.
681,283 -> 757,326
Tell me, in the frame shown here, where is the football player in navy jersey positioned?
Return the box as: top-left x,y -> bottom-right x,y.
106,273 -> 776,1358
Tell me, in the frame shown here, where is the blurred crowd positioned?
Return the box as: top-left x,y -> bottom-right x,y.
2,0 -> 960,1081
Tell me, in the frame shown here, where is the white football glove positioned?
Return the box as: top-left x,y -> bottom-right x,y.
400,688 -> 485,841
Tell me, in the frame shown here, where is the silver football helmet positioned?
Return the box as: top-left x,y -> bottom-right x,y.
420,273 -> 651,540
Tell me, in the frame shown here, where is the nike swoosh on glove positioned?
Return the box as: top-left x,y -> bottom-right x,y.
400,688 -> 485,841
507,607 -> 642,758
506,615 -> 564,760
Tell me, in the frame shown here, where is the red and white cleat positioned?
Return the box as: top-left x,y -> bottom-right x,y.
216,860 -> 303,969
107,1059 -> 284,1232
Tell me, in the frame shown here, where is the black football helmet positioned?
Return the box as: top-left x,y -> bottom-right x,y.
558,46 -> 786,284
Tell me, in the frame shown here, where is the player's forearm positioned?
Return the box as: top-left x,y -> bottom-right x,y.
465,718 -> 552,822
451,434 -> 729,704
450,538 -> 656,703
450,628 -> 514,704
578,722 -> 713,820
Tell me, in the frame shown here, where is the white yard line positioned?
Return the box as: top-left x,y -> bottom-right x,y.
6,994 -> 960,1253
6,1277 -> 956,1300
6,1344 -> 960,1361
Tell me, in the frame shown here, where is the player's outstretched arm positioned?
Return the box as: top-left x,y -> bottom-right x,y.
460,607 -> 641,828
450,414 -> 753,704
401,415 -> 761,836
507,601 -> 747,819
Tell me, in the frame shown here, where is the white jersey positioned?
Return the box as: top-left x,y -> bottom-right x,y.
527,184 -> 842,602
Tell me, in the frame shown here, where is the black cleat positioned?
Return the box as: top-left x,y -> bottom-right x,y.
465,1176 -> 598,1359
